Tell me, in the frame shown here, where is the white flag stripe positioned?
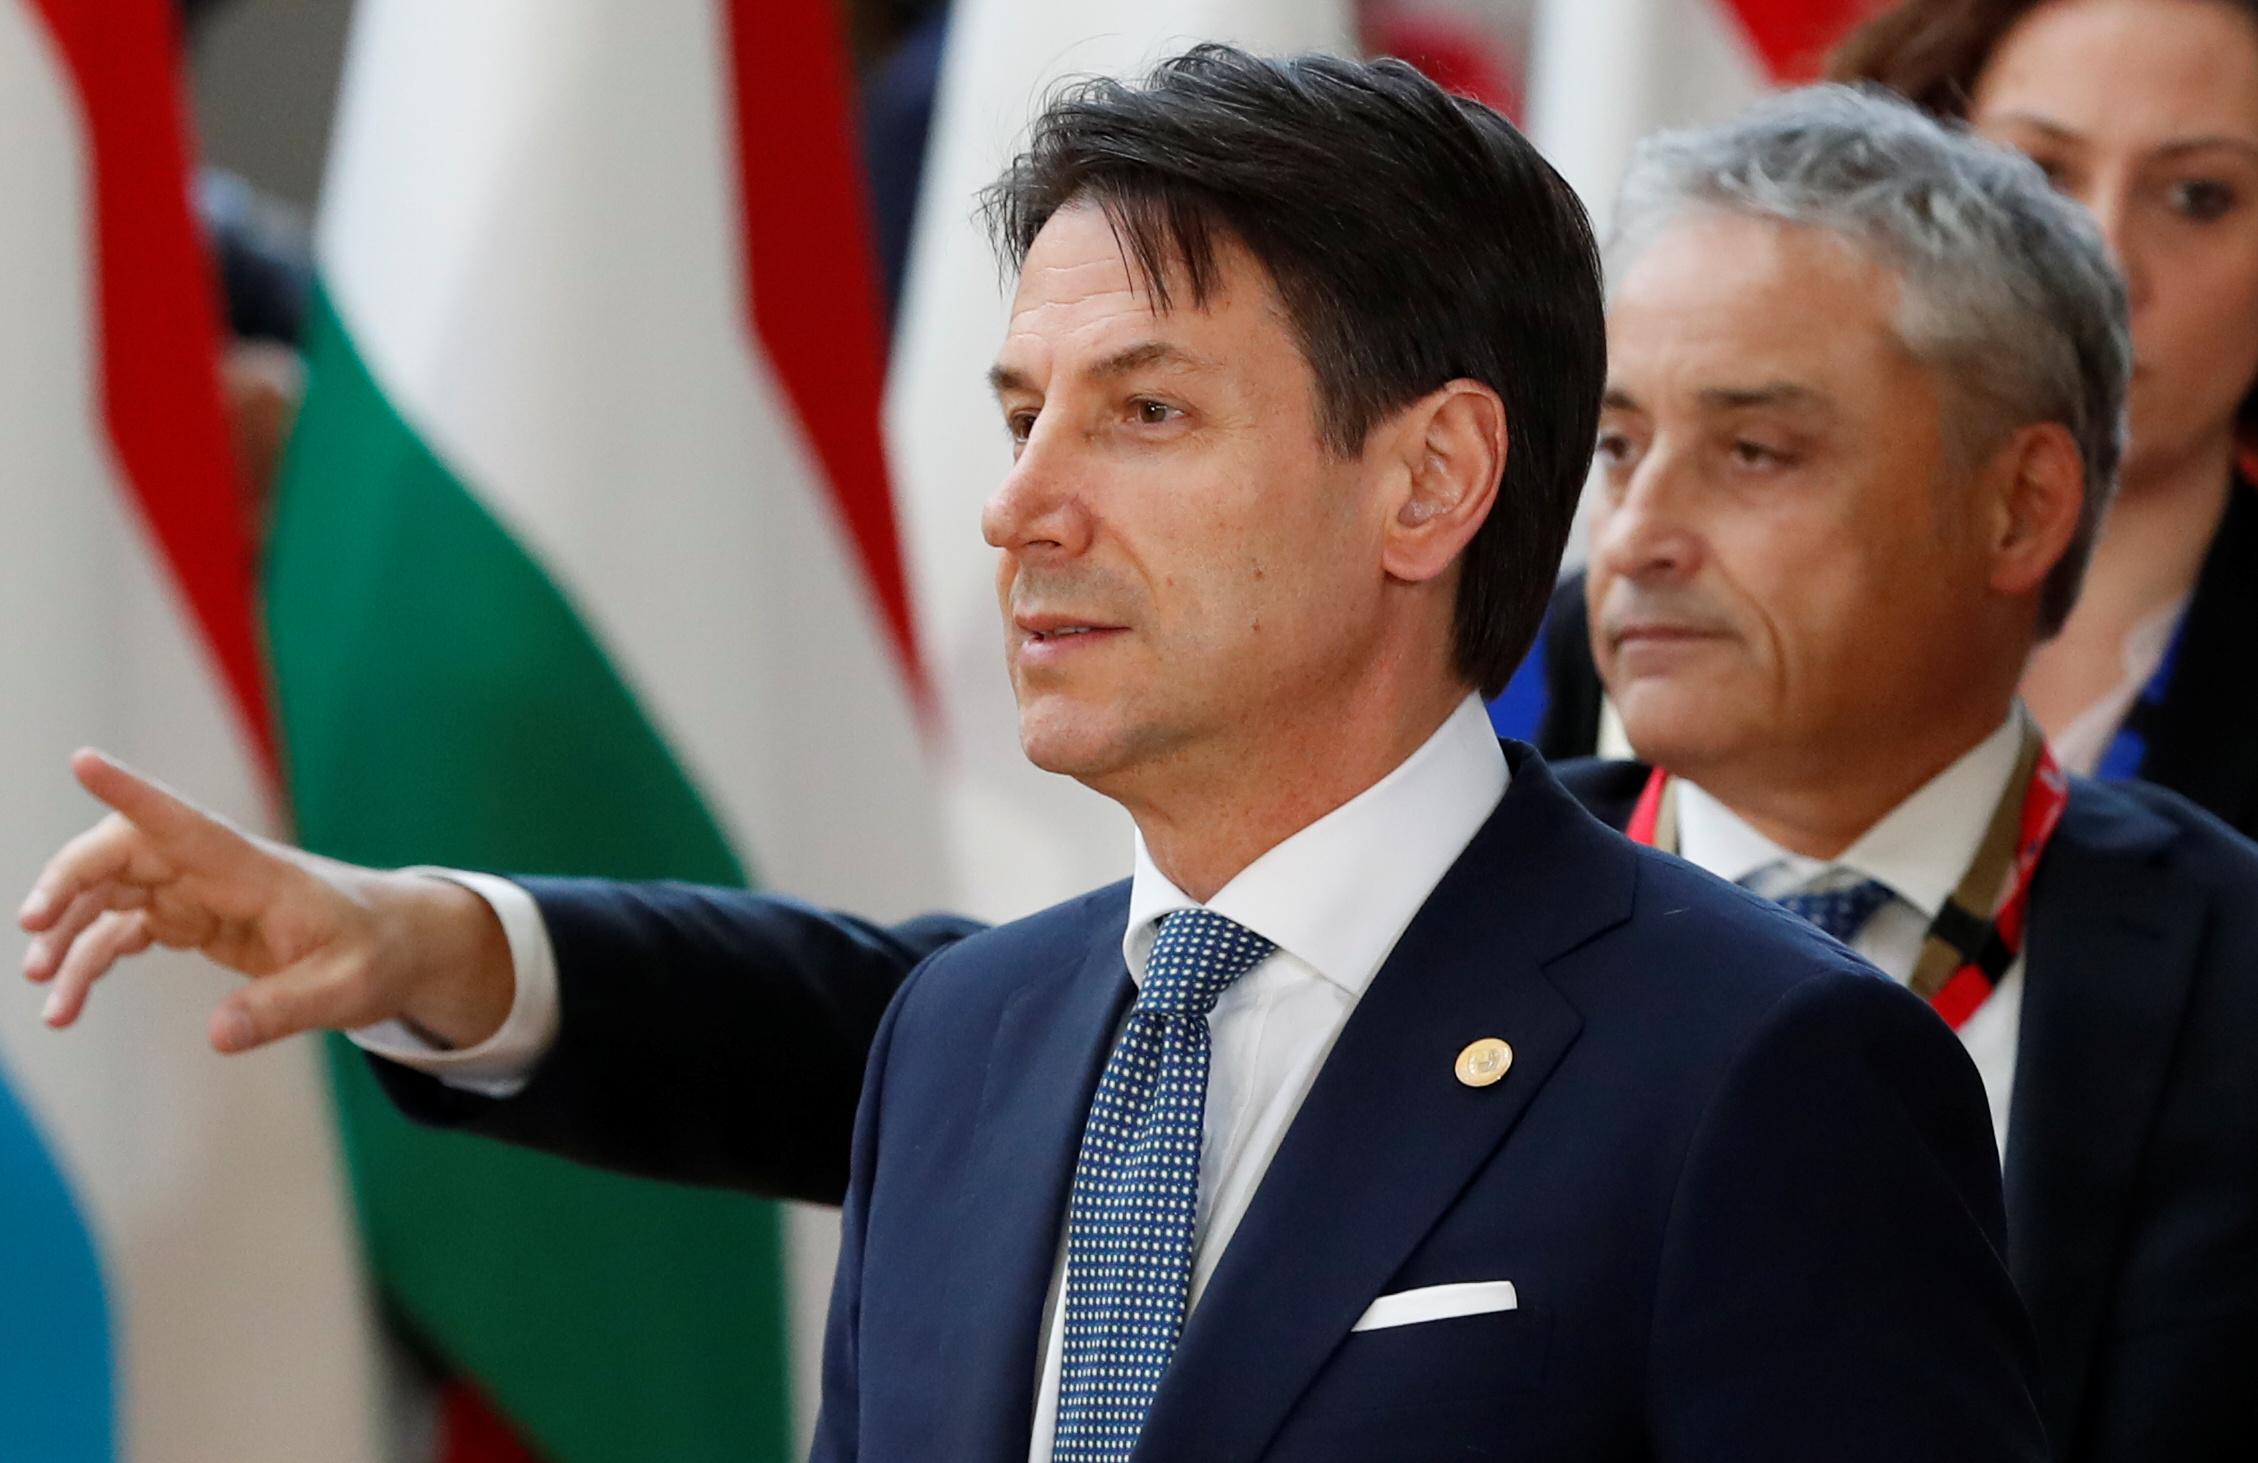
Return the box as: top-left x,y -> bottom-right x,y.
1527,0 -> 1767,240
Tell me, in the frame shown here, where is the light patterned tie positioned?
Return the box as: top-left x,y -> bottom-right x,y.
1775,874 -> 1897,946
1050,908 -> 1275,1463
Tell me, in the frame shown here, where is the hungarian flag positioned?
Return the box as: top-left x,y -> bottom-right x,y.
265,2 -> 946,1459
886,0 -> 1356,924
0,3 -> 384,1461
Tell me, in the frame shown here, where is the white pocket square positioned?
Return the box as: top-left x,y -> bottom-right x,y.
1349,1280 -> 1519,1332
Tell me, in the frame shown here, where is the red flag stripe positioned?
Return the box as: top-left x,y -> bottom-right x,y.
22,0 -> 275,768
1719,0 -> 1876,81
723,0 -> 928,706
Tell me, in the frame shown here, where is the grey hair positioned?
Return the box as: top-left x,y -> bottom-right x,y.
1609,83 -> 2131,636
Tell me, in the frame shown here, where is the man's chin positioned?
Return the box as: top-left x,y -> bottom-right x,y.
1016,709 -> 1130,783
1611,680 -> 1745,773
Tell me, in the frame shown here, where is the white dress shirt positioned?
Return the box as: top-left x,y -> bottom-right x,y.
1674,713 -> 2028,1159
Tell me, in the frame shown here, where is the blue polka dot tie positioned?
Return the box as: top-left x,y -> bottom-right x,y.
1051,908 -> 1275,1463
1774,875 -> 1897,946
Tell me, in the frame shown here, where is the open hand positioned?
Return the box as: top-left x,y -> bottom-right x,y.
19,750 -> 513,1054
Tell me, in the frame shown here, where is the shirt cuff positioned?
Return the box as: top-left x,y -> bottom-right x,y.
346,869 -> 561,1100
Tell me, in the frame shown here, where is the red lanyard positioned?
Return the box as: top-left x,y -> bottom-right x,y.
1625,739 -> 2068,1031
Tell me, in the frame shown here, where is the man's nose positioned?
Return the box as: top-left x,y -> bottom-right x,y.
982,425 -> 1093,557
1591,449 -> 1702,584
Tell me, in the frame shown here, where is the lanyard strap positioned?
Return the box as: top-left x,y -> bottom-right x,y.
1624,718 -> 2068,1031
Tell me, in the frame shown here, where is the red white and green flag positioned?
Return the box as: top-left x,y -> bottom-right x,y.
0,2 -> 385,1461
266,2 -> 946,1459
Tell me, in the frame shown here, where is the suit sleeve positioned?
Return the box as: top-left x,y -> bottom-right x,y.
1646,968 -> 2048,1461
367,877 -> 984,1204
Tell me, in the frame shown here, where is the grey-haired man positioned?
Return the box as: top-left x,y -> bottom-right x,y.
1565,85 -> 2258,1463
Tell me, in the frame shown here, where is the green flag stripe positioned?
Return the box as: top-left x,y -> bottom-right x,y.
266,284 -> 792,1463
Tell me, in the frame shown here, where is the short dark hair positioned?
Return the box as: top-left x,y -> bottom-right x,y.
981,44 -> 1607,697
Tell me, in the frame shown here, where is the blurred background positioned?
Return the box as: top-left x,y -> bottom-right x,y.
0,1 -> 1870,1461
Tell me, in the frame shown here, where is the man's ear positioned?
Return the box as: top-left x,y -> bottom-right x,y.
1381,380 -> 1507,585
1983,421 -> 2086,603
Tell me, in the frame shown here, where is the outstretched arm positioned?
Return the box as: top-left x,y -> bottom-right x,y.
19,750 -> 984,1204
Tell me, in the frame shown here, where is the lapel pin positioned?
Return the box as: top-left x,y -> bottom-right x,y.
1455,1037 -> 1514,1088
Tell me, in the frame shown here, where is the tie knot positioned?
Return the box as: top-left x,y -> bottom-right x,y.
1138,908 -> 1275,1018
1774,874 -> 1897,946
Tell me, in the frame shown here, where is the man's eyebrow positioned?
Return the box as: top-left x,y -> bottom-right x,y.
1697,382 -> 1830,413
1087,340 -> 1209,379
988,340 -> 1213,400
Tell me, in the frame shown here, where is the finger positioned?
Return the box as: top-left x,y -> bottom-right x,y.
42,909 -> 152,1029
210,960 -> 361,1054
70,749 -> 252,869
20,815 -> 158,932
23,884 -> 150,983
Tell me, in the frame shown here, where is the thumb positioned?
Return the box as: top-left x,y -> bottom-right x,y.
209,957 -> 369,1054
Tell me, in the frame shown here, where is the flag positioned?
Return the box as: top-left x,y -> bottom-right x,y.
1528,0 -> 1872,239
264,2 -> 946,1459
887,0 -> 1357,924
0,2 -> 385,1460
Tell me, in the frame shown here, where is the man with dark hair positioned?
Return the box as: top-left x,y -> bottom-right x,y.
24,50 -> 2043,1459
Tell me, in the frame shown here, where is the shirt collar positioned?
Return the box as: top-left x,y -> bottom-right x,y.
1122,694 -> 1509,997
1675,711 -> 2027,919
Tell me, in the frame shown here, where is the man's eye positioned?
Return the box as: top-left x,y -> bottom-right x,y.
1132,399 -> 1179,425
1006,410 -> 1038,443
1731,439 -> 1788,469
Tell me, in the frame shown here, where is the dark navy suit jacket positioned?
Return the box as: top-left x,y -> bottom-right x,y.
380,748 -> 2048,1461
376,744 -> 2258,1460
803,750 -> 2044,1460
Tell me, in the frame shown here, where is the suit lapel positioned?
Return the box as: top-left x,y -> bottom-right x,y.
1135,754 -> 1634,1462
937,910 -> 1133,1463
2004,784 -> 2199,1456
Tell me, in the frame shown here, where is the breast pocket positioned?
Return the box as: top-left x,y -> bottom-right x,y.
1265,1299 -> 1553,1458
